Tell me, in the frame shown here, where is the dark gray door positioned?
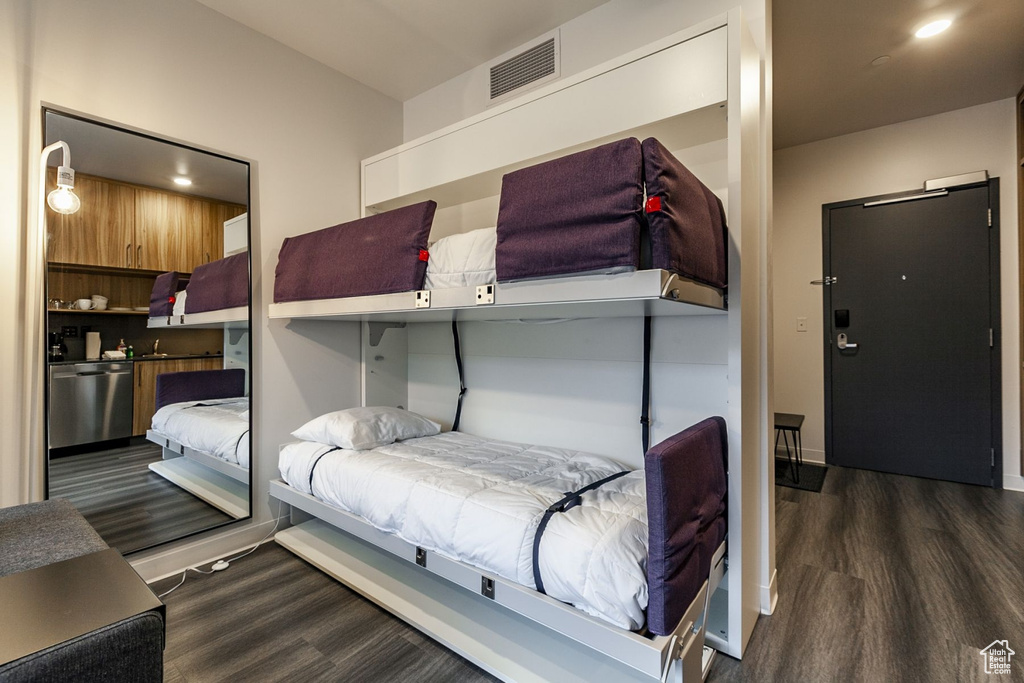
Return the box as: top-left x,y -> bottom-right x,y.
823,181 -> 1000,486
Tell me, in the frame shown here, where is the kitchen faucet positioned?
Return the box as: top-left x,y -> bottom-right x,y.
153,339 -> 159,355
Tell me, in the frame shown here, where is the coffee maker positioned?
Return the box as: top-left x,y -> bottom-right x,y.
48,331 -> 66,362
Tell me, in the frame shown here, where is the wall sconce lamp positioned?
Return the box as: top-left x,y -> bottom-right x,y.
41,141 -> 81,214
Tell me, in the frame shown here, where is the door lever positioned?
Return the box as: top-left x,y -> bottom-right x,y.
810,276 -> 837,286
837,333 -> 858,350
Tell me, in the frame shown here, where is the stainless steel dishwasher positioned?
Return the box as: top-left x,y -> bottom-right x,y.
49,362 -> 134,449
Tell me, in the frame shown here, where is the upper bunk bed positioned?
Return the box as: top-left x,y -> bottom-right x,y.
268,18 -> 736,326
147,252 -> 249,329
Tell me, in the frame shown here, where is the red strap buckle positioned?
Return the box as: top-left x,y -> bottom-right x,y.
645,196 -> 662,213
168,295 -> 176,304
419,249 -> 429,262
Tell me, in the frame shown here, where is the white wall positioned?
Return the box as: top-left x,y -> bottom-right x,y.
0,0 -> 402,573
403,0 -> 766,142
773,98 -> 1020,486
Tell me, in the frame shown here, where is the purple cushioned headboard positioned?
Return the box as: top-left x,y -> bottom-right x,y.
645,416 -> 728,636
149,271 -> 182,317
641,138 -> 728,289
274,201 -> 437,303
155,368 -> 246,411
184,253 -> 250,314
495,138 -> 644,282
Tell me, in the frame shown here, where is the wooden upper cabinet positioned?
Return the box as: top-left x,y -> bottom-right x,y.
47,171 -> 135,268
135,189 -> 204,272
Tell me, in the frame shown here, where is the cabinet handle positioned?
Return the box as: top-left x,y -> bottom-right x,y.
206,252 -> 210,263
137,245 -> 143,269
127,243 -> 132,268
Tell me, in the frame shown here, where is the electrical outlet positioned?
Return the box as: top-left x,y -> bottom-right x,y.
796,317 -> 808,333
61,325 -> 78,338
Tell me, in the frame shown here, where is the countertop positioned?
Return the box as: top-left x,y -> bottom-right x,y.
48,354 -> 223,366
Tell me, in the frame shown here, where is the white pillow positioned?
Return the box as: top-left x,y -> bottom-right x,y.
424,227 -> 497,290
291,406 -> 441,450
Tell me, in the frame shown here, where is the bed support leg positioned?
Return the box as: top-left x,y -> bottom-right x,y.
664,577 -> 714,683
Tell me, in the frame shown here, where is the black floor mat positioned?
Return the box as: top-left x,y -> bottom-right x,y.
775,459 -> 828,492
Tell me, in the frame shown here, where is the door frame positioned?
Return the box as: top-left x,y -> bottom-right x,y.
821,178 -> 1002,487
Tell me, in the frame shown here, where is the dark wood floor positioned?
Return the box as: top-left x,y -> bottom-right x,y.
153,466 -> 1024,682
49,441 -> 233,554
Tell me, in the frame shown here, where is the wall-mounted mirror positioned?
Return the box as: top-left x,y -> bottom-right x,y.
43,109 -> 251,554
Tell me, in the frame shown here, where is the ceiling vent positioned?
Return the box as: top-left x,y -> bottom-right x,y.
489,31 -> 560,103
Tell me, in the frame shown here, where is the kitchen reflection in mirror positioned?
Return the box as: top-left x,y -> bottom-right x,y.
44,109 -> 251,554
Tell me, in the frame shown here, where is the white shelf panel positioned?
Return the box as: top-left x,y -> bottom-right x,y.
268,270 -> 725,323
147,306 -> 248,329
363,24 -> 728,212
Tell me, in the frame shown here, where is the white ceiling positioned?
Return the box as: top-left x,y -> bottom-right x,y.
44,112 -> 249,205
197,0 -> 1024,150
195,0 -> 610,102
774,0 -> 1024,148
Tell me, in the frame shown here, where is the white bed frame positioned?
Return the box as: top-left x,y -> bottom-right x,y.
146,429 -> 249,518
267,8 -> 768,680
147,306 -> 248,329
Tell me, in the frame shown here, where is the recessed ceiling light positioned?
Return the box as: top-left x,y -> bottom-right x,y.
173,177 -> 192,186
871,55 -> 891,67
915,19 -> 951,38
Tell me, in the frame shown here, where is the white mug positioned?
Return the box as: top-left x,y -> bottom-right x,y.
76,298 -> 94,310
91,295 -> 108,311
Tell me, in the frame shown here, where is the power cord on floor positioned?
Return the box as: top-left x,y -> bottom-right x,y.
157,500 -> 284,599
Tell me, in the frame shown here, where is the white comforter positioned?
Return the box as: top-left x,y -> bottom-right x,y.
424,227 -> 497,290
279,431 -> 648,629
152,397 -> 250,468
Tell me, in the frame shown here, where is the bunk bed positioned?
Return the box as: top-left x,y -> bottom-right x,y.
147,252 -> 249,329
266,9 -> 768,682
146,368 -> 249,519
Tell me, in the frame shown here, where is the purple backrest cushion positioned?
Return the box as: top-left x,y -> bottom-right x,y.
645,416 -> 728,636
642,138 -> 728,289
184,253 -> 250,314
155,368 -> 246,411
149,271 -> 181,317
274,201 -> 437,303
495,138 -> 644,282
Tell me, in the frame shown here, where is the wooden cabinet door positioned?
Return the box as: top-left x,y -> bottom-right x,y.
135,189 -> 204,272
47,172 -> 135,268
132,361 -> 161,436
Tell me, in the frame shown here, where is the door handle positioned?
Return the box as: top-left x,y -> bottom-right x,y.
810,276 -> 837,286
837,333 -> 858,350
127,243 -> 132,267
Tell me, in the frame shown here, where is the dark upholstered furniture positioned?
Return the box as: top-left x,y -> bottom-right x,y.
155,367 -> 246,412
184,252 -> 250,314
0,499 -> 164,682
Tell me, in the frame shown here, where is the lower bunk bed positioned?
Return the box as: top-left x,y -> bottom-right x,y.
271,411 -> 728,682
146,368 -> 250,518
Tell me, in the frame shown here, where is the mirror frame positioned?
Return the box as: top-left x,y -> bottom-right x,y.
41,106 -> 254,554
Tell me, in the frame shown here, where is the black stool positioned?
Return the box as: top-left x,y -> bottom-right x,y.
774,412 -> 804,483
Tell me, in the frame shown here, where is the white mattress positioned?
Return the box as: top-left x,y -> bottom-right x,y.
152,397 -> 250,468
424,227 -> 497,290
278,431 -> 648,629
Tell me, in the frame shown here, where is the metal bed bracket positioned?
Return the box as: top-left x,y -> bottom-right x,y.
481,576 -> 495,599
475,284 -> 495,305
415,547 -> 427,567
414,290 -> 431,308
165,316 -> 171,326
179,314 -> 185,325
367,321 -> 406,347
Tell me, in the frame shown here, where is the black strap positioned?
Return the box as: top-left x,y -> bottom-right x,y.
308,446 -> 342,493
640,314 -> 652,454
531,469 -> 631,594
452,320 -> 467,431
233,430 -> 249,459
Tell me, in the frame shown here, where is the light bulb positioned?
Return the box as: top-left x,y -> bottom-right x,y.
915,19 -> 951,38
47,186 -> 81,214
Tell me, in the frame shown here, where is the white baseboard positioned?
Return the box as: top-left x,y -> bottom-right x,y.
1003,474 -> 1024,493
774,446 -> 826,465
130,513 -> 289,583
760,568 -> 778,615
